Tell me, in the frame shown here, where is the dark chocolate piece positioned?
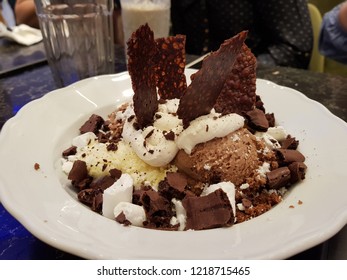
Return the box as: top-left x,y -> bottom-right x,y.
155,35 -> 187,99
68,160 -> 89,184
265,113 -> 275,127
158,172 -> 190,200
276,148 -> 305,164
266,167 -> 291,189
280,136 -> 299,150
78,188 -> 103,213
244,108 -> 269,132
288,162 -> 307,184
141,190 -> 173,228
79,114 -> 105,134
109,168 -> 122,180
90,176 -> 116,191
177,31 -> 247,127
127,24 -> 158,128
62,146 -> 77,158
182,189 -> 234,230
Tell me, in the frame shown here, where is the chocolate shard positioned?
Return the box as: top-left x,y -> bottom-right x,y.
276,148 -> 305,164
158,172 -> 191,200
141,190 -> 173,228
288,162 -> 307,184
266,167 -> 291,189
155,35 -> 187,99
90,176 -> 116,191
265,113 -> 275,127
244,108 -> 269,132
78,188 -> 103,213
127,24 -> 159,128
280,136 -> 299,150
68,160 -> 89,184
62,146 -> 77,158
177,31 -> 247,127
79,114 -> 105,134
214,43 -> 257,115
182,189 -> 234,230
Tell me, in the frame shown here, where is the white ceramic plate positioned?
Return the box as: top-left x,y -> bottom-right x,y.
1,69 -> 347,259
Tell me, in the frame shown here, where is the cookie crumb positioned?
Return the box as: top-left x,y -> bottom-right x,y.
34,163 -> 40,170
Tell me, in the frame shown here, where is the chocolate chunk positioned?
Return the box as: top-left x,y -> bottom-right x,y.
109,168 -> 122,180
92,192 -> 103,213
159,172 -> 190,200
78,188 -> 103,213
155,35 -> 187,99
288,162 -> 307,184
74,177 -> 93,190
115,211 -> 132,226
177,31 -> 247,127
276,149 -> 305,164
62,146 -> 77,158
90,176 -> 116,191
214,43 -> 257,115
182,189 -> 234,230
132,186 -> 152,206
141,190 -> 173,228
266,167 -> 291,189
244,108 -> 269,132
68,160 -> 89,184
167,172 -> 187,190
280,136 -> 299,150
127,24 -> 158,128
79,114 -> 105,134
255,95 -> 265,112
265,113 -> 275,127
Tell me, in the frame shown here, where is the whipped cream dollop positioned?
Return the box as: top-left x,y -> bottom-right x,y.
121,99 -> 183,167
176,110 -> 245,154
121,100 -> 245,167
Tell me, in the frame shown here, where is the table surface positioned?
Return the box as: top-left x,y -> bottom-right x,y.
1,38 -> 347,260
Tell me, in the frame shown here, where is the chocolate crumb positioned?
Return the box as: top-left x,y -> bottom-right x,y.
34,163 -> 40,170
164,131 -> 175,141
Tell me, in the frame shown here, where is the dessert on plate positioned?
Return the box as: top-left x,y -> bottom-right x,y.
61,24 -> 307,231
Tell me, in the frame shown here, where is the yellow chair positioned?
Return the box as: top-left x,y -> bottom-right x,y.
308,3 -> 325,72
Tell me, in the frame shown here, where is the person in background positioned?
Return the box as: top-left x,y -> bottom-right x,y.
14,0 -> 38,28
171,0 -> 313,69
319,1 -> 347,64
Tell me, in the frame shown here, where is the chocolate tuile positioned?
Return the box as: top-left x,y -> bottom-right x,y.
215,43 -> 257,115
177,31 -> 247,127
127,24 -> 159,128
155,35 -> 187,99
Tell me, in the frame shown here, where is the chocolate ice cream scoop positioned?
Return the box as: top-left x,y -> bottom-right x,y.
174,128 -> 267,186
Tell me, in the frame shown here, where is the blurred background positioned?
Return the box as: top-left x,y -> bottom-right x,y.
309,0 -> 347,77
